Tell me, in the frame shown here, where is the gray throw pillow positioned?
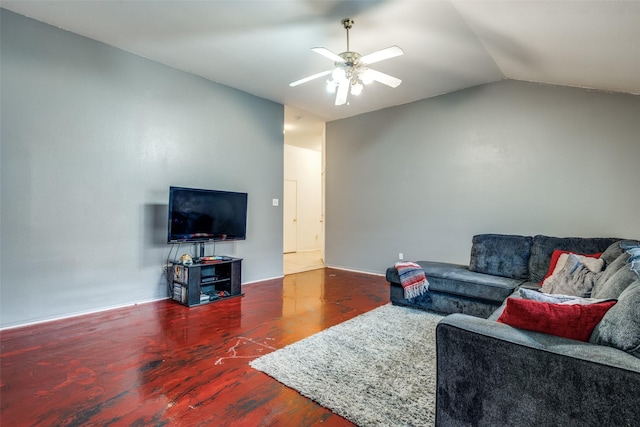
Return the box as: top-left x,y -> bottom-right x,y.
592,252 -> 631,297
600,240 -> 625,265
540,254 -> 600,298
591,261 -> 638,300
590,280 -> 640,358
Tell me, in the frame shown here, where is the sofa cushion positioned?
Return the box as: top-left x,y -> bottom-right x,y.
469,234 -> 532,279
528,235 -> 620,283
497,297 -> 616,342
390,284 -> 500,318
590,280 -> 640,358
420,261 -> 522,303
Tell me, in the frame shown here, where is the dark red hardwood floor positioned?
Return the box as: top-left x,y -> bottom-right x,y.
0,268 -> 389,426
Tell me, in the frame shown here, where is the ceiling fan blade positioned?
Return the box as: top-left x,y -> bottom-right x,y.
364,68 -> 402,88
360,46 -> 404,65
312,47 -> 344,63
289,70 -> 332,87
335,80 -> 349,106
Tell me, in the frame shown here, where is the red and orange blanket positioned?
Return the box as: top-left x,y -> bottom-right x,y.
394,261 -> 429,299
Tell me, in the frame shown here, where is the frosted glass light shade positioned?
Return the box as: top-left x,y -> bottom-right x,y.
350,81 -> 363,95
360,69 -> 374,85
332,67 -> 347,82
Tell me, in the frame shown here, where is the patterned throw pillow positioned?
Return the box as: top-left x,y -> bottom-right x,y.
541,250 -> 603,283
541,254 -> 600,297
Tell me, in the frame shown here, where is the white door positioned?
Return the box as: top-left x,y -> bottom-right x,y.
284,180 -> 298,253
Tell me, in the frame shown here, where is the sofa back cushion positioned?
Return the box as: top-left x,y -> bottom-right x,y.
469,234 -> 532,279
528,236 -> 621,283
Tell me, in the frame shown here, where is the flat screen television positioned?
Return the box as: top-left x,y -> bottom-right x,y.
167,186 -> 248,244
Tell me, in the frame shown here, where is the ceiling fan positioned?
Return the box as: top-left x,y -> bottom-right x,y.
290,18 -> 404,106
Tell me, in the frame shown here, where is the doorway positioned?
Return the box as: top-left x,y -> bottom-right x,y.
283,106 -> 325,275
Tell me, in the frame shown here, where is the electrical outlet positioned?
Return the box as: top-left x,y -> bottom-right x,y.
399,252 -> 404,260
162,263 -> 173,275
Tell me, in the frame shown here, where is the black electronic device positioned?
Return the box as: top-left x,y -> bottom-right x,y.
167,186 -> 248,244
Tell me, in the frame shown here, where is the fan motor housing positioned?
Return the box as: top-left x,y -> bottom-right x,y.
337,51 -> 361,67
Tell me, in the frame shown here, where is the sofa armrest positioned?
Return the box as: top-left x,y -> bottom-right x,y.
436,314 -> 640,427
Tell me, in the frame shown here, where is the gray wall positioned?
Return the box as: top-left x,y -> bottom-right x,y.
325,80 -> 640,273
1,10 -> 284,328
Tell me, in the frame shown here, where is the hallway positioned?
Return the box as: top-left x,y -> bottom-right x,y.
284,250 -> 324,275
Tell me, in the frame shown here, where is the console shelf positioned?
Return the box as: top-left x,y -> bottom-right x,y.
169,257 -> 242,307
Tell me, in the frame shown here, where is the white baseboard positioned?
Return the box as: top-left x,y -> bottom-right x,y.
324,264 -> 385,276
242,275 -> 284,285
0,296 -> 169,331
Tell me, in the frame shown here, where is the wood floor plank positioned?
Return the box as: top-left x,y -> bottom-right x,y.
0,268 -> 389,426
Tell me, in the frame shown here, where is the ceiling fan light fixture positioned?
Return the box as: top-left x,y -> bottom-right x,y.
290,18 -> 403,106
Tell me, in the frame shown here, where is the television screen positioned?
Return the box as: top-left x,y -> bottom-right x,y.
168,186 -> 248,243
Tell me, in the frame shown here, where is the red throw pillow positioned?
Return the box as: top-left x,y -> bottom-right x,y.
541,250 -> 603,283
497,298 -> 616,342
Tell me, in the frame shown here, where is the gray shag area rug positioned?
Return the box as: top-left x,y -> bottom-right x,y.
250,304 -> 443,426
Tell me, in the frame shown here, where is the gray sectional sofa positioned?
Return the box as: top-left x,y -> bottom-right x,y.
386,234 -> 620,318
386,234 -> 640,426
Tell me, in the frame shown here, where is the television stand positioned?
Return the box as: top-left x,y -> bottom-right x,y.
169,257 -> 242,307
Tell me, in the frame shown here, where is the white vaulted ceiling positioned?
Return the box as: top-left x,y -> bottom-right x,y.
3,0 -> 639,122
